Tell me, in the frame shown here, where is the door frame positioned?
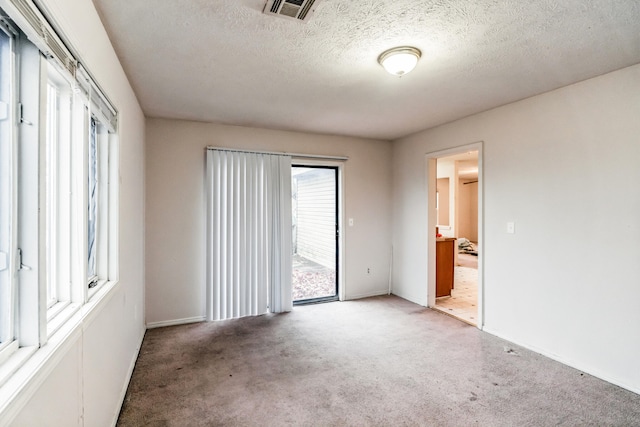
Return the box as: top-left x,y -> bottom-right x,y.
425,142 -> 484,329
291,160 -> 344,304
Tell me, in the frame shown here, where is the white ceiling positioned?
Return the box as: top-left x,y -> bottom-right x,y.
91,0 -> 640,140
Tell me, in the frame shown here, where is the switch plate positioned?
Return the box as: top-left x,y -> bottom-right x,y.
507,222 -> 515,234
348,218 -> 354,227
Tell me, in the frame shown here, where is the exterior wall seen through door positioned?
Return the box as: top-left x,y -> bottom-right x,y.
293,168 -> 336,269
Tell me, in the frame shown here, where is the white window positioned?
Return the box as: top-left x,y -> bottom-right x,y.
87,117 -> 98,284
44,63 -> 73,324
0,17 -> 44,369
86,105 -> 116,295
46,83 -> 58,308
0,0 -> 118,385
0,23 -> 17,364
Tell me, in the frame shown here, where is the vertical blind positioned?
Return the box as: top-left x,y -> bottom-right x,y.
206,149 -> 292,321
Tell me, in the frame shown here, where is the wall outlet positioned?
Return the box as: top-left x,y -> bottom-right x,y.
367,267 -> 371,275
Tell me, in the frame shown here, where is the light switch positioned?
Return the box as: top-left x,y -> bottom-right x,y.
348,218 -> 354,227
507,222 -> 515,234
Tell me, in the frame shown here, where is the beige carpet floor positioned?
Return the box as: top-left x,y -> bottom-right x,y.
118,296 -> 640,426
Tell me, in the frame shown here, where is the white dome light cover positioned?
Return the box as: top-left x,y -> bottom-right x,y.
378,46 -> 422,76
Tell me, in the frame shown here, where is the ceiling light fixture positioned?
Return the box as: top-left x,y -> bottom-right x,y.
378,46 -> 421,76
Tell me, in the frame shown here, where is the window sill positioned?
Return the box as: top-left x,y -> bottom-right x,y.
87,278 -> 108,301
0,345 -> 38,389
0,279 -> 120,423
47,302 -> 80,338
47,300 -> 70,322
0,341 -> 21,377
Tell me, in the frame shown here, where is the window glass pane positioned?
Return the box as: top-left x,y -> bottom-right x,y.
45,64 -> 73,314
87,117 -> 97,282
45,83 -> 58,307
0,29 -> 12,346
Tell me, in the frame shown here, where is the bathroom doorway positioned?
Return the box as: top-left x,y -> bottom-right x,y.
426,144 -> 483,327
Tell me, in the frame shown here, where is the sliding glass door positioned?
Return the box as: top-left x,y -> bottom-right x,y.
291,166 -> 338,304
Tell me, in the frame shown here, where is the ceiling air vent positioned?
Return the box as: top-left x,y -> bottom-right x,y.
263,0 -> 323,22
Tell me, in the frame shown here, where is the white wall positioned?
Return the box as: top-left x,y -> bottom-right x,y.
6,0 -> 146,424
145,118 -> 392,326
391,64 -> 640,393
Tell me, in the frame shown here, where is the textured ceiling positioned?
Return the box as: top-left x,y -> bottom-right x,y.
91,0 -> 640,140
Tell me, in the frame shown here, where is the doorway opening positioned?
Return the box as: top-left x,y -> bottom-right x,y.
292,165 -> 339,304
426,145 -> 483,327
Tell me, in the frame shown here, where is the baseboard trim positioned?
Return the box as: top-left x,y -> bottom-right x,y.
344,290 -> 390,301
146,316 -> 205,329
482,326 -> 640,396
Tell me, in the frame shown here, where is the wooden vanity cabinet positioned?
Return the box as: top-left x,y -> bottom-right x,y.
436,237 -> 456,297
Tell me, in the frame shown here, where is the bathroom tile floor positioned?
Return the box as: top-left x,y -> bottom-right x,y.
434,254 -> 478,325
